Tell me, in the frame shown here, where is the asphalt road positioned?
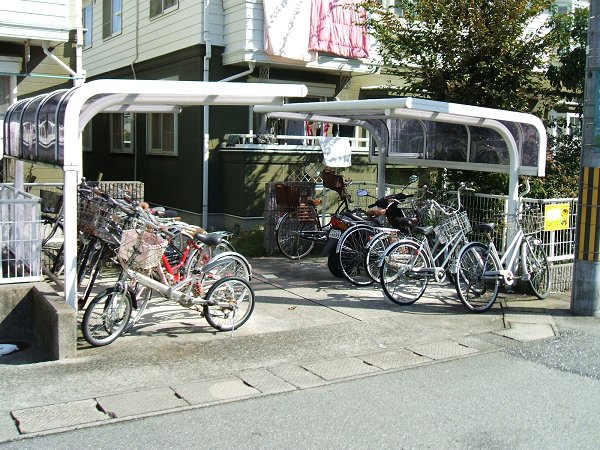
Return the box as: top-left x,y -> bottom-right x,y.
3,327 -> 599,449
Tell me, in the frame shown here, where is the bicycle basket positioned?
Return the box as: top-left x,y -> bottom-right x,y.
77,196 -> 100,235
94,201 -> 129,245
40,190 -> 63,214
275,183 -> 300,207
520,209 -> 545,234
118,229 -> 167,270
433,212 -> 471,244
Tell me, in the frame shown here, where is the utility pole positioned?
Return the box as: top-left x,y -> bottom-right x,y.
572,0 -> 600,316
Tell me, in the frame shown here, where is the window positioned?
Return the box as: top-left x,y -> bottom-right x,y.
82,122 -> 93,153
110,113 -> 134,153
146,113 -> 177,155
150,0 -> 178,18
83,3 -> 93,48
103,0 -> 122,39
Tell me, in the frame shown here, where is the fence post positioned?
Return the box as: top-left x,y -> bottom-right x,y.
572,2 -> 600,316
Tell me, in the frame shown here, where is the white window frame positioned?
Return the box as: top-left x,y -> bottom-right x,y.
110,113 -> 134,154
146,112 -> 178,156
83,3 -> 93,49
103,0 -> 122,39
150,0 -> 179,19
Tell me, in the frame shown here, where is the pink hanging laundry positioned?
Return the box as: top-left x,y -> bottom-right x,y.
309,0 -> 369,59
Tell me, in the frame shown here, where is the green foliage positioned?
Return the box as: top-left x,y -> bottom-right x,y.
545,7 -> 588,102
359,0 -> 553,110
229,228 -> 266,257
356,1 -> 585,199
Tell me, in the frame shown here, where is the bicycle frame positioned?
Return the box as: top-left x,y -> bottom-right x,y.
399,227 -> 467,282
482,227 -> 526,286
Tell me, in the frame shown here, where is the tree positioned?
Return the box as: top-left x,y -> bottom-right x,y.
357,0 -> 584,198
359,0 -> 553,110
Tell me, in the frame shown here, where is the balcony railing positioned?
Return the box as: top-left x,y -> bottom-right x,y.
221,134 -> 370,153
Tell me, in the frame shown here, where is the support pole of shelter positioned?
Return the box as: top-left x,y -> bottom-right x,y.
572,2 -> 600,316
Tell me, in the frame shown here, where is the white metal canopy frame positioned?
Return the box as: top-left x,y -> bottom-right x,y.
254,96 -> 547,223
2,79 -> 308,309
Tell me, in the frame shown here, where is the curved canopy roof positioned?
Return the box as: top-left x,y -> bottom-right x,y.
3,79 -> 308,169
255,97 -> 546,177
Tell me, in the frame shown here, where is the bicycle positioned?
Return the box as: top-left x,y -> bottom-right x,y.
275,167 -> 377,261
333,190 -> 417,286
81,213 -> 255,347
379,184 -> 474,305
454,178 -> 551,313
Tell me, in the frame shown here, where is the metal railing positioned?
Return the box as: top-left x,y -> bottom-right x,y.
0,185 -> 42,284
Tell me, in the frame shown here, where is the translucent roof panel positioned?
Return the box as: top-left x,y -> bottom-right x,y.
254,97 -> 547,177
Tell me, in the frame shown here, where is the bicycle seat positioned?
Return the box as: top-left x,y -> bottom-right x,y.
413,225 -> 434,236
393,217 -> 418,229
473,223 -> 496,234
194,232 -> 223,246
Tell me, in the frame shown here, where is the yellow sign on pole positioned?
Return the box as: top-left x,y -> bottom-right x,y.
544,203 -> 570,231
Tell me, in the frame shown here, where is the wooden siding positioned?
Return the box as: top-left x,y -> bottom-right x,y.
0,0 -> 76,42
84,0 -> 225,78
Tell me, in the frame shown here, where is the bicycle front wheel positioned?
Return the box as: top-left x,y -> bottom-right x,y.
523,237 -> 551,299
337,225 -> 376,286
365,232 -> 398,283
82,287 -> 132,346
276,210 -> 317,259
380,240 -> 429,305
455,242 -> 500,313
204,277 -> 255,331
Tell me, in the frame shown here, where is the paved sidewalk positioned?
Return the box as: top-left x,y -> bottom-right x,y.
0,256 -> 576,442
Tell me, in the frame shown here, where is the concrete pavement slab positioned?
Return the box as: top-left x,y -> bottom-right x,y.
97,387 -> 189,418
494,323 -> 556,342
238,369 -> 296,394
302,357 -> 381,381
11,399 -> 108,434
407,341 -> 479,360
172,377 -> 260,405
361,349 -> 431,370
268,365 -> 327,389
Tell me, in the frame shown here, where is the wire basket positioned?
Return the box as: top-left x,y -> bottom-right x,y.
94,201 -> 129,245
118,229 -> 167,270
77,196 -> 102,236
434,211 -> 471,244
519,209 -> 545,235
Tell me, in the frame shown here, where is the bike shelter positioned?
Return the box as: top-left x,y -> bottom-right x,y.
3,83 -> 546,310
2,79 -> 308,309
255,97 -> 546,229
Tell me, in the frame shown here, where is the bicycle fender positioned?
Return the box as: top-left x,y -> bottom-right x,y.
321,236 -> 338,256
204,251 -> 252,278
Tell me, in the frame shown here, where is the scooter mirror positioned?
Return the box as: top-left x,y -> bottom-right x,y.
408,175 -> 418,184
356,189 -> 369,197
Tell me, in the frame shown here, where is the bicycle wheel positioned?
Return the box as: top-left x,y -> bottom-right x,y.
82,287 -> 132,346
41,214 -> 63,246
123,284 -> 153,333
523,237 -> 551,299
337,225 -> 376,286
365,232 -> 398,283
199,253 -> 251,293
203,277 -> 255,331
380,240 -> 429,305
327,248 -> 344,278
455,242 -> 500,313
276,210 -> 318,259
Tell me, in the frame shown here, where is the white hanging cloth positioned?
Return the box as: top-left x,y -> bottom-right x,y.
319,136 -> 352,167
